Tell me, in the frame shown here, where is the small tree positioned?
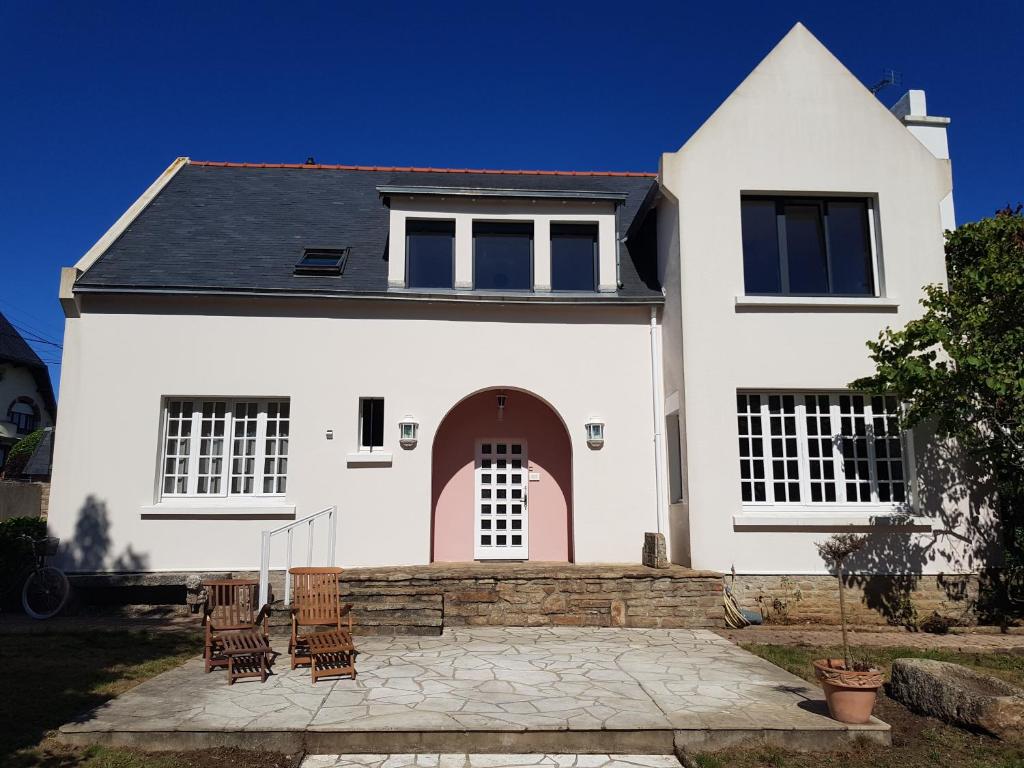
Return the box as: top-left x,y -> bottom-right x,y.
816,533 -> 868,669
851,206 -> 1024,604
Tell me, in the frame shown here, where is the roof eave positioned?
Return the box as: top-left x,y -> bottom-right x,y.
72,284 -> 664,306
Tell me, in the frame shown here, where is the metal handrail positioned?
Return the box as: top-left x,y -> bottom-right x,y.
258,505 -> 337,606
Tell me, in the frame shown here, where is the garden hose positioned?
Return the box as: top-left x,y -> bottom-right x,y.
723,584 -> 751,628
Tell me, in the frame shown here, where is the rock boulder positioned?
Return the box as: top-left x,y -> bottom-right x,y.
889,658 -> 1024,740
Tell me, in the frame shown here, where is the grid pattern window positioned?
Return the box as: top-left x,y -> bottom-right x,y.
741,196 -> 877,297
160,398 -> 289,498
550,223 -> 598,291
737,392 -> 908,508
473,222 -> 533,291
406,220 -> 455,289
359,398 -> 385,451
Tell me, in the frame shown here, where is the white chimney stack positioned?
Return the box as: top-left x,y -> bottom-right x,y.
890,89 -> 951,160
891,90 -> 955,230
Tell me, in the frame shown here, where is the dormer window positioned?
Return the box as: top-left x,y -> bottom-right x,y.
551,224 -> 598,291
295,247 -> 348,275
407,220 -> 455,289
473,222 -> 533,291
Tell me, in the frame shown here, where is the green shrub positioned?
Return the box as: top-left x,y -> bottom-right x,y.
0,428 -> 44,478
0,516 -> 47,597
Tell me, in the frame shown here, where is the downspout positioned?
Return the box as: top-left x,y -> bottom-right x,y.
649,305 -> 665,535
615,204 -> 622,288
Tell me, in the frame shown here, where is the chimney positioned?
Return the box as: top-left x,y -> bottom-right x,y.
891,90 -> 955,230
890,90 -> 951,160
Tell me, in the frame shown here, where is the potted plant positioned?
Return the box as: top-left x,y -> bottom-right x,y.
812,533 -> 883,724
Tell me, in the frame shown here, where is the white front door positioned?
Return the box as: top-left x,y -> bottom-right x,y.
474,439 -> 528,559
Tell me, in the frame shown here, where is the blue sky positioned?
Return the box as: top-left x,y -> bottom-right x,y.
1,1 -> 1021,394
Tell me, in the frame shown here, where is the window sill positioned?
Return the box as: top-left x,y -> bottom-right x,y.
347,451 -> 393,467
733,510 -> 934,529
141,500 -> 296,519
734,296 -> 899,312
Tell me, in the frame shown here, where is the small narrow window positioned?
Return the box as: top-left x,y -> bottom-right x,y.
551,224 -> 598,291
474,222 -> 533,290
295,247 -> 348,275
666,412 -> 684,502
359,398 -> 385,451
407,220 -> 455,289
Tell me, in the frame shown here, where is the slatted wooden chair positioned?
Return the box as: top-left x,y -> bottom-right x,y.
289,566 -> 357,681
202,578 -> 273,684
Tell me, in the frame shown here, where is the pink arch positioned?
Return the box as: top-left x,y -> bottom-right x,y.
431,388 -> 574,562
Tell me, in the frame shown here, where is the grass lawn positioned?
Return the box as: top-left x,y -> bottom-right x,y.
688,644 -> 1024,768
0,630 -> 296,768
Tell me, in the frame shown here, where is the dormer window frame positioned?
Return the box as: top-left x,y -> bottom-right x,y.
382,191 -> 619,295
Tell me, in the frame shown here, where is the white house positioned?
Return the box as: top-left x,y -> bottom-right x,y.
0,311 -> 56,469
48,25 -> 991,621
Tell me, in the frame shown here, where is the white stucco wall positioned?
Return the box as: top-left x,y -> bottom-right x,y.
659,24 -> 986,576
48,295 -> 661,572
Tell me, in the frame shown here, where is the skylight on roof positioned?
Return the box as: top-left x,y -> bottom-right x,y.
295,247 -> 349,276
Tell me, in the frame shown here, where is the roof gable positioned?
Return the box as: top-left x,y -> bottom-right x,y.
0,312 -> 45,369
672,23 -> 942,166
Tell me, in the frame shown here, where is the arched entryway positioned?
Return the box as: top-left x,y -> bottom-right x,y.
431,388 -> 573,562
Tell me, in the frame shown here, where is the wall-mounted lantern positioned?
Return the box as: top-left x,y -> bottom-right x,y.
585,419 -> 605,449
399,416 -> 419,449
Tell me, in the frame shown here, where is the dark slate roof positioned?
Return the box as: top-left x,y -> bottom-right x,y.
0,312 -> 56,417
0,312 -> 45,368
76,163 -> 662,301
23,427 -> 53,477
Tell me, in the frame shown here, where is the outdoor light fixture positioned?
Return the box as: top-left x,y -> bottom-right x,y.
585,419 -> 605,449
398,416 -> 419,449
496,393 -> 508,422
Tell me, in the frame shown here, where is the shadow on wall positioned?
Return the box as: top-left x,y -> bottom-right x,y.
840,431 -> 1003,626
60,495 -> 149,572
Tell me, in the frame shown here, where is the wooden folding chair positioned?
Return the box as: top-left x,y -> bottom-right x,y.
289,566 -> 357,680
202,578 -> 272,684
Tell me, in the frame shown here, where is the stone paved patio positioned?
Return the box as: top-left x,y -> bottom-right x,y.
58,627 -> 889,754
300,755 -> 683,768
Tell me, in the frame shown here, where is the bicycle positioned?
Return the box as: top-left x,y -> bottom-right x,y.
17,535 -> 70,619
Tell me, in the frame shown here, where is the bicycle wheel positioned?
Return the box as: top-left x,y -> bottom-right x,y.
22,566 -> 70,619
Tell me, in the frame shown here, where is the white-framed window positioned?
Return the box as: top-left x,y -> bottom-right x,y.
358,397 -> 385,452
160,398 -> 289,498
737,392 -> 909,509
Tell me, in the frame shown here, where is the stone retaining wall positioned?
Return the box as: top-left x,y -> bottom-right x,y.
336,563 -> 725,634
730,573 -> 980,626
0,480 -> 48,521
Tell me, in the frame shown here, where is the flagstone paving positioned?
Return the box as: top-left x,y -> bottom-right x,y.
58,627 -> 888,753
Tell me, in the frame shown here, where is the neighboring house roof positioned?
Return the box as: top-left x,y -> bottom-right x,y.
22,427 -> 53,477
74,162 -> 662,302
0,311 -> 46,368
0,312 -> 56,418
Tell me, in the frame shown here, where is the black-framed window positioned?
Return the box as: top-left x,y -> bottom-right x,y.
551,223 -> 598,291
741,197 -> 876,296
7,397 -> 40,435
359,397 -> 384,451
406,220 -> 455,289
294,247 -> 348,275
473,222 -> 532,291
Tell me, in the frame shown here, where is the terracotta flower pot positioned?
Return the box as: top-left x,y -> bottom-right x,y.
813,658 -> 883,724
